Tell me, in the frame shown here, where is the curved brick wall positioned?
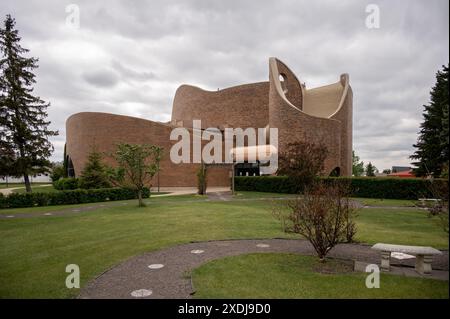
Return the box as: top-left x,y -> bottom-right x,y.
66,112 -> 230,187
329,74 -> 353,176
172,82 -> 270,129
268,57 -> 352,176
65,57 -> 353,185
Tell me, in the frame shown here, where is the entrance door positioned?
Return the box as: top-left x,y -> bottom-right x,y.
234,161 -> 260,176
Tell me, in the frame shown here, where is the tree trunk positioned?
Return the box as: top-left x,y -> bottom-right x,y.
138,189 -> 143,207
23,174 -> 32,193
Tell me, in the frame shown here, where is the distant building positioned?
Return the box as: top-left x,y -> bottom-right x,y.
388,170 -> 415,178
391,166 -> 411,173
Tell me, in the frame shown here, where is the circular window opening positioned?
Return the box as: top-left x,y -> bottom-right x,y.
279,73 -> 288,94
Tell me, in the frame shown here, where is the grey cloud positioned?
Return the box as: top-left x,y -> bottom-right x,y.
111,60 -> 155,81
82,69 -> 119,87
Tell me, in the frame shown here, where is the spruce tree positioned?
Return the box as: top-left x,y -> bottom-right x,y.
0,15 -> 58,192
79,148 -> 111,189
411,64 -> 449,177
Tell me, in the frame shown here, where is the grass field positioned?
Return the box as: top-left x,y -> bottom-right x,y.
11,184 -> 55,193
193,253 -> 449,299
0,192 -> 447,298
0,183 -> 51,189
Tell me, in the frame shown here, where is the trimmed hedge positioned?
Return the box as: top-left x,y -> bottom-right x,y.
235,176 -> 448,200
0,187 -> 150,209
236,176 -> 301,194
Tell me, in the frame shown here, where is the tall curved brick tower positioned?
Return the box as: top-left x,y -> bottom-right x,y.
66,57 -> 352,187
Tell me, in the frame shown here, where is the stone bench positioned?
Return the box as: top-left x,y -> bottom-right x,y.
371,243 -> 442,275
417,198 -> 441,207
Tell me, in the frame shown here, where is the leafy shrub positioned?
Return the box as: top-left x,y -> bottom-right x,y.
235,176 -> 448,200
108,143 -> 163,207
50,164 -> 66,182
277,141 -> 328,192
53,177 -> 79,190
0,187 -> 150,208
0,193 -> 6,209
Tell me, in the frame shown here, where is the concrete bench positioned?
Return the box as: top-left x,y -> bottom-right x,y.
371,243 -> 442,274
418,198 -> 441,207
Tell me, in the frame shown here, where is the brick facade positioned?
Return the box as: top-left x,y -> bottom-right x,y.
65,57 -> 352,187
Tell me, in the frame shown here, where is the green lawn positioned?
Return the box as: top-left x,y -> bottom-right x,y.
357,208 -> 448,248
10,186 -> 171,195
192,253 -> 449,299
0,182 -> 50,189
1,183 -> 24,188
11,184 -> 55,193
0,193 -> 447,298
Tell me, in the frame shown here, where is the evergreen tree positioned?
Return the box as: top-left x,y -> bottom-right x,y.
352,151 -> 364,177
79,148 -> 111,189
441,103 -> 449,162
365,162 -> 377,177
0,15 -> 58,192
411,64 -> 449,177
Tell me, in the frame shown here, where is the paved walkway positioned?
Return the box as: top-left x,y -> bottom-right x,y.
78,239 -> 449,299
207,191 -> 233,201
151,187 -> 229,197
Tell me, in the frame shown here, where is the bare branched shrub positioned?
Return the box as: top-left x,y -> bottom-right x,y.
277,141 -> 328,192
426,179 -> 449,233
273,180 -> 358,261
197,163 -> 207,195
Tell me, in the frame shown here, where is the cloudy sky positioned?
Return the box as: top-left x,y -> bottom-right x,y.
1,0 -> 448,170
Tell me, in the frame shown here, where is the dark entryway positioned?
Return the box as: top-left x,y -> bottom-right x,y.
67,156 -> 75,177
234,161 -> 260,176
329,167 -> 340,177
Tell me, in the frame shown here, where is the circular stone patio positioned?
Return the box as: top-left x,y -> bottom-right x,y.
78,239 -> 449,299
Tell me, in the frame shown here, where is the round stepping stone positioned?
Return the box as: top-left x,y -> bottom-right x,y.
256,244 -> 270,248
148,264 -> 164,269
130,289 -> 152,298
191,249 -> 205,254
